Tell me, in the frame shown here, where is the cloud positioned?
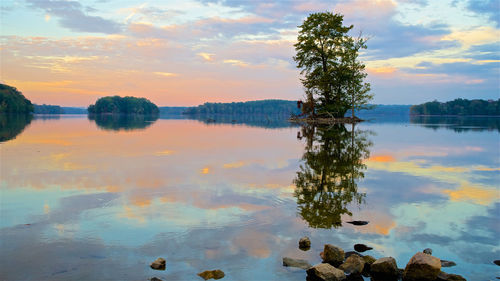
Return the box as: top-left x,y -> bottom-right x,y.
153,72 -> 178,77
198,52 -> 215,61
25,0 -> 122,34
465,0 -> 500,27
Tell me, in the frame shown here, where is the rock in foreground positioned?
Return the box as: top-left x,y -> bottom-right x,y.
403,252 -> 441,281
306,263 -> 346,281
423,248 -> 433,255
197,269 -> 225,280
370,257 -> 398,280
339,254 -> 365,275
299,236 -> 312,250
283,257 -> 312,270
150,258 -> 166,270
321,244 -> 345,266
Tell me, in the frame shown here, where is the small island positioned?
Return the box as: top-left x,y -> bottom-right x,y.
87,96 -> 159,115
0,84 -> 34,114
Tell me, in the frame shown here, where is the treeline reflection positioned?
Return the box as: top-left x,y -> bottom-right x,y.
0,114 -> 33,142
294,124 -> 372,229
88,114 -> 159,131
410,116 -> 500,132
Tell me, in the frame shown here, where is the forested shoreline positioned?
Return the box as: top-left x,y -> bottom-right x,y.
410,99 -> 500,116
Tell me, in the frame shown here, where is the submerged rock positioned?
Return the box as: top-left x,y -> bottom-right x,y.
283,257 -> 312,270
321,244 -> 345,266
339,254 -> 365,275
345,251 -> 362,259
150,258 -> 166,270
353,244 -> 372,253
299,236 -> 312,250
150,278 -> 163,281
306,263 -> 346,281
346,221 -> 369,226
440,260 -> 456,267
370,257 -> 399,280
197,269 -> 225,280
494,260 -> 500,266
423,248 -> 433,255
403,252 -> 441,281
436,271 -> 467,281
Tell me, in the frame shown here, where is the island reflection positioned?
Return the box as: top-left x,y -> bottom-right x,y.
294,123 -> 372,229
88,113 -> 159,131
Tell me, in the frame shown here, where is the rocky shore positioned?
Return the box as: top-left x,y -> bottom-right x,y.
282,236 -> 467,281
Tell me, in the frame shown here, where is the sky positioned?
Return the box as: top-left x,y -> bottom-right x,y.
0,0 -> 499,107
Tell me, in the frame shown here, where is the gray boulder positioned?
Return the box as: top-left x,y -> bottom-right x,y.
306,263 -> 346,281
320,244 -> 345,266
283,257 -> 312,270
370,257 -> 398,279
299,236 -> 311,250
339,254 -> 365,275
403,252 -> 441,281
150,258 -> 166,270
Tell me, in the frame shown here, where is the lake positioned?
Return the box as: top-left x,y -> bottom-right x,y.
0,114 -> 498,280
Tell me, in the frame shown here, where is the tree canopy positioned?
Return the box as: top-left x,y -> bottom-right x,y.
294,12 -> 372,118
0,84 -> 34,114
88,96 -> 159,115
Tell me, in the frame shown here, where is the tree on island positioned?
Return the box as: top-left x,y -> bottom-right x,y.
0,84 -> 34,114
294,12 -> 372,118
88,96 -> 159,115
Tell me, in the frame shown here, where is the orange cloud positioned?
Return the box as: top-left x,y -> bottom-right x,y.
443,185 -> 499,206
368,155 -> 396,162
223,161 -> 245,168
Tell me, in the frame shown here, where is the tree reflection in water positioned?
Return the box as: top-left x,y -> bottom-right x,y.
0,114 -> 33,142
294,123 -> 372,229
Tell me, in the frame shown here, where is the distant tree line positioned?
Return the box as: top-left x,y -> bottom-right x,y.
182,100 -> 301,115
88,96 -> 159,115
159,106 -> 188,115
0,84 -> 34,113
410,98 -> 500,116
34,104 -> 64,114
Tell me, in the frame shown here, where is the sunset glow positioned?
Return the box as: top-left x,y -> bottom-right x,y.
1,0 -> 498,106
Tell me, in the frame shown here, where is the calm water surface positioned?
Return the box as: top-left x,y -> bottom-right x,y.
0,115 -> 498,280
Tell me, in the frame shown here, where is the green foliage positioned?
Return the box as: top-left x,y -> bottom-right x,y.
88,96 -> 159,115
294,12 -> 372,118
0,114 -> 33,142
0,84 -> 34,113
182,100 -> 301,115
294,124 -> 372,229
410,98 -> 500,116
34,104 -> 64,114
